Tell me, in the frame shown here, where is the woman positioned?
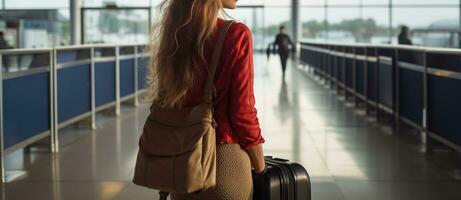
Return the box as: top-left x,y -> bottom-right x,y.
147,0 -> 266,199
274,25 -> 295,79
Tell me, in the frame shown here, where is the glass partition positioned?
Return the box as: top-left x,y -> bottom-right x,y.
393,7 -> 460,48
300,7 -> 326,41
0,9 -> 71,48
362,8 -> 390,44
82,0 -> 151,7
264,6 -> 292,45
300,0 -> 461,48
393,0 -> 458,5
326,7 -> 360,43
82,8 -> 150,44
225,7 -> 265,50
5,0 -> 68,9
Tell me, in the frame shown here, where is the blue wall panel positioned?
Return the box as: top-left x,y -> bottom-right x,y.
120,59 -> 135,97
367,61 -> 378,102
57,64 -> 91,123
57,51 -> 77,64
3,73 -> 50,148
95,61 -> 116,107
356,61 -> 365,95
399,68 -> 423,125
345,58 -> 354,88
338,58 -> 344,84
428,76 -> 461,146
378,62 -> 394,109
137,57 -> 148,90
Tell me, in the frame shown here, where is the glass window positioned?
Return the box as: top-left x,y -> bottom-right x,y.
264,6 -> 292,45
5,0 -> 68,9
362,0 -> 390,5
300,7 -> 326,41
56,9 -> 71,46
0,9 -> 70,48
393,0 -> 458,5
301,0 -> 325,6
393,7 -> 459,47
326,7 -> 361,43
327,0 -> 360,6
83,9 -> 150,44
362,7 -> 390,44
225,7 -> 265,49
151,0 -> 162,6
237,0 -> 263,6
263,0 -> 291,6
83,0 -> 151,7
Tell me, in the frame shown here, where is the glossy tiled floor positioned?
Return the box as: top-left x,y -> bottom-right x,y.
2,54 -> 461,200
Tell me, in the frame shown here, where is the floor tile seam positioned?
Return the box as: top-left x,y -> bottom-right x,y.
298,71 -> 403,200
300,120 -> 337,177
56,107 -> 145,156
287,67 -> 342,177
304,73 -> 374,113
298,70 -> 379,194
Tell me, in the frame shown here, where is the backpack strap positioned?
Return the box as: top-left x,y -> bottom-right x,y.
203,20 -> 234,104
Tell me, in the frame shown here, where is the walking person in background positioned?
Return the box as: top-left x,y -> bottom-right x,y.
273,25 -> 295,79
398,25 -> 413,45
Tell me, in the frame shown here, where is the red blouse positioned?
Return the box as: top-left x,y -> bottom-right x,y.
183,19 -> 265,150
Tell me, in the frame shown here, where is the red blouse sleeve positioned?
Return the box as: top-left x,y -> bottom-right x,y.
227,23 -> 265,150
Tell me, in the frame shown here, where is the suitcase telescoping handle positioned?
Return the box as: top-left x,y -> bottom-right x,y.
265,156 -> 289,162
273,158 -> 289,162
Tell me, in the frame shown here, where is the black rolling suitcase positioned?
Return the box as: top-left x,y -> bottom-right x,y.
253,156 -> 311,200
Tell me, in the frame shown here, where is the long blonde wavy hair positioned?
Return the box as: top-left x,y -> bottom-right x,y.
146,0 -> 223,108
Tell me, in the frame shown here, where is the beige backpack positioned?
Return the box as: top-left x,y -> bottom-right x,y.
132,20 -> 234,195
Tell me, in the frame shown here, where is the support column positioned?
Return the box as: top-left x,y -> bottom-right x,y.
90,47 -> 97,129
51,49 -> 59,153
389,0 -> 393,44
0,55 -> 5,183
115,47 -> 121,116
291,0 -> 300,46
70,0 -> 82,45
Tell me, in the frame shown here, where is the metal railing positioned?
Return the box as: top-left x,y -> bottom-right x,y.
0,43 -> 149,182
300,40 -> 461,154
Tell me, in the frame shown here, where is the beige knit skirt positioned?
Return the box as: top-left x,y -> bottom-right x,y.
171,144 -> 253,200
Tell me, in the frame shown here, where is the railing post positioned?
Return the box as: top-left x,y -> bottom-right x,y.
364,47 -> 369,114
375,47 -> 380,121
115,46 -> 121,116
422,50 -> 431,153
90,47 -> 96,130
329,47 -> 333,88
51,49 -> 59,153
49,50 -> 55,153
352,47 -> 357,105
134,46 -> 139,107
394,49 -> 400,134
0,54 -> 5,183
341,46 -> 346,96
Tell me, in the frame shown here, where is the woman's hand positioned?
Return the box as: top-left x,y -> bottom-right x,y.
247,144 -> 265,174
